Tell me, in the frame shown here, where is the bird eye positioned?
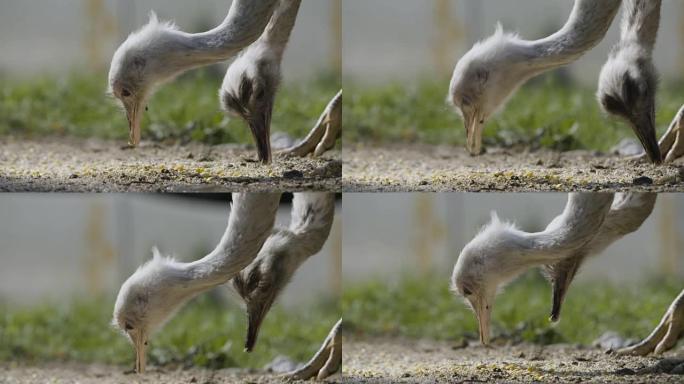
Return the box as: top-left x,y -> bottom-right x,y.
462,287 -> 472,296
125,322 -> 133,331
121,89 -> 132,98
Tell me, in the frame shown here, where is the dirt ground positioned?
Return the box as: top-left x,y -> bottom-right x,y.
0,363 -> 342,384
342,337 -> 684,383
343,144 -> 684,192
0,137 -> 341,192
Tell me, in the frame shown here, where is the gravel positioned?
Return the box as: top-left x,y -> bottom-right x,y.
0,137 -> 341,192
0,362 -> 341,384
343,144 -> 684,192
342,337 -> 684,383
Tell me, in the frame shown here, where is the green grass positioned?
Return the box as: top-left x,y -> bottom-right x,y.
345,75 -> 684,152
343,270 -> 682,346
0,69 -> 339,145
0,294 -> 339,369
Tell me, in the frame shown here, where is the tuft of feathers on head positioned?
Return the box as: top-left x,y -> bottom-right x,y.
144,11 -> 179,35
473,211 -> 519,239
115,11 -> 179,53
152,246 -> 163,261
466,22 -> 522,60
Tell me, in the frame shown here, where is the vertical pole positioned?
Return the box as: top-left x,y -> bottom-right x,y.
330,214 -> 342,297
331,0 -> 343,77
680,2 -> 684,75
433,0 -> 463,77
117,0 -> 136,42
415,193 -> 434,275
83,201 -> 116,296
83,0 -> 116,71
658,195 -> 678,277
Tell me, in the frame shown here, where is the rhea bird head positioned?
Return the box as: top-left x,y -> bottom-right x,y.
112,248 -> 199,373
221,44 -> 281,164
108,12 -> 191,147
598,43 -> 661,163
231,230 -> 300,352
451,213 -> 537,345
449,25 -> 537,155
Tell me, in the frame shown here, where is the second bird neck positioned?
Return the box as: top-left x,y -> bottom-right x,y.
520,194 -> 615,264
258,0 -> 302,59
180,194 -> 281,292
180,0 -> 281,67
620,0 -> 661,53
528,0 -> 621,70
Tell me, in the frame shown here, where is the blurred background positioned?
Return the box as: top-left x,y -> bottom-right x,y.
0,0 -> 341,144
343,0 -> 684,151
0,194 -> 341,368
343,0 -> 683,84
343,193 -> 684,346
0,0 -> 340,80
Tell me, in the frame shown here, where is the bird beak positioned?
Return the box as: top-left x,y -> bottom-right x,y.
124,101 -> 143,147
244,303 -> 269,352
630,114 -> 661,164
132,330 -> 147,374
469,297 -> 491,345
548,262 -> 580,322
248,109 -> 272,165
464,110 -> 485,156
550,280 -> 567,323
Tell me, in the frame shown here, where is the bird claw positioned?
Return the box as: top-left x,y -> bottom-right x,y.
281,90 -> 341,158
657,105 -> 684,163
617,289 -> 684,356
284,318 -> 342,381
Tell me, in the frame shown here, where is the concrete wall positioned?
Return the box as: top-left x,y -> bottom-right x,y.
343,193 -> 684,284
0,0 -> 337,81
0,194 -> 341,307
343,0 -> 684,84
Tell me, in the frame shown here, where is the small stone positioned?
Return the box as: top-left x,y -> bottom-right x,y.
632,176 -> 653,185
614,368 -> 635,375
283,170 -> 304,179
671,363 -> 684,375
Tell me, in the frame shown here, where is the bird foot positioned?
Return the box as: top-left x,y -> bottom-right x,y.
658,105 -> 684,163
284,318 -> 342,381
280,90 -> 341,158
618,289 -> 684,356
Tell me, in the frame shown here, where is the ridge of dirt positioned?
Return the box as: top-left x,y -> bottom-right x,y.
342,337 -> 684,383
343,144 -> 684,192
0,137 -> 341,192
0,362 -> 339,384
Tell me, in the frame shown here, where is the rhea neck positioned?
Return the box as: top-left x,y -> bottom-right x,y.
166,194 -> 281,294
256,0 -> 302,59
619,0 -> 661,52
495,194 -> 615,270
523,0 -> 621,71
168,0 -> 280,69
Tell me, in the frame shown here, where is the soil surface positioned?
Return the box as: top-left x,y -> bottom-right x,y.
0,362 -> 341,384
0,137 -> 341,192
342,337 -> 684,383
343,144 -> 684,192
